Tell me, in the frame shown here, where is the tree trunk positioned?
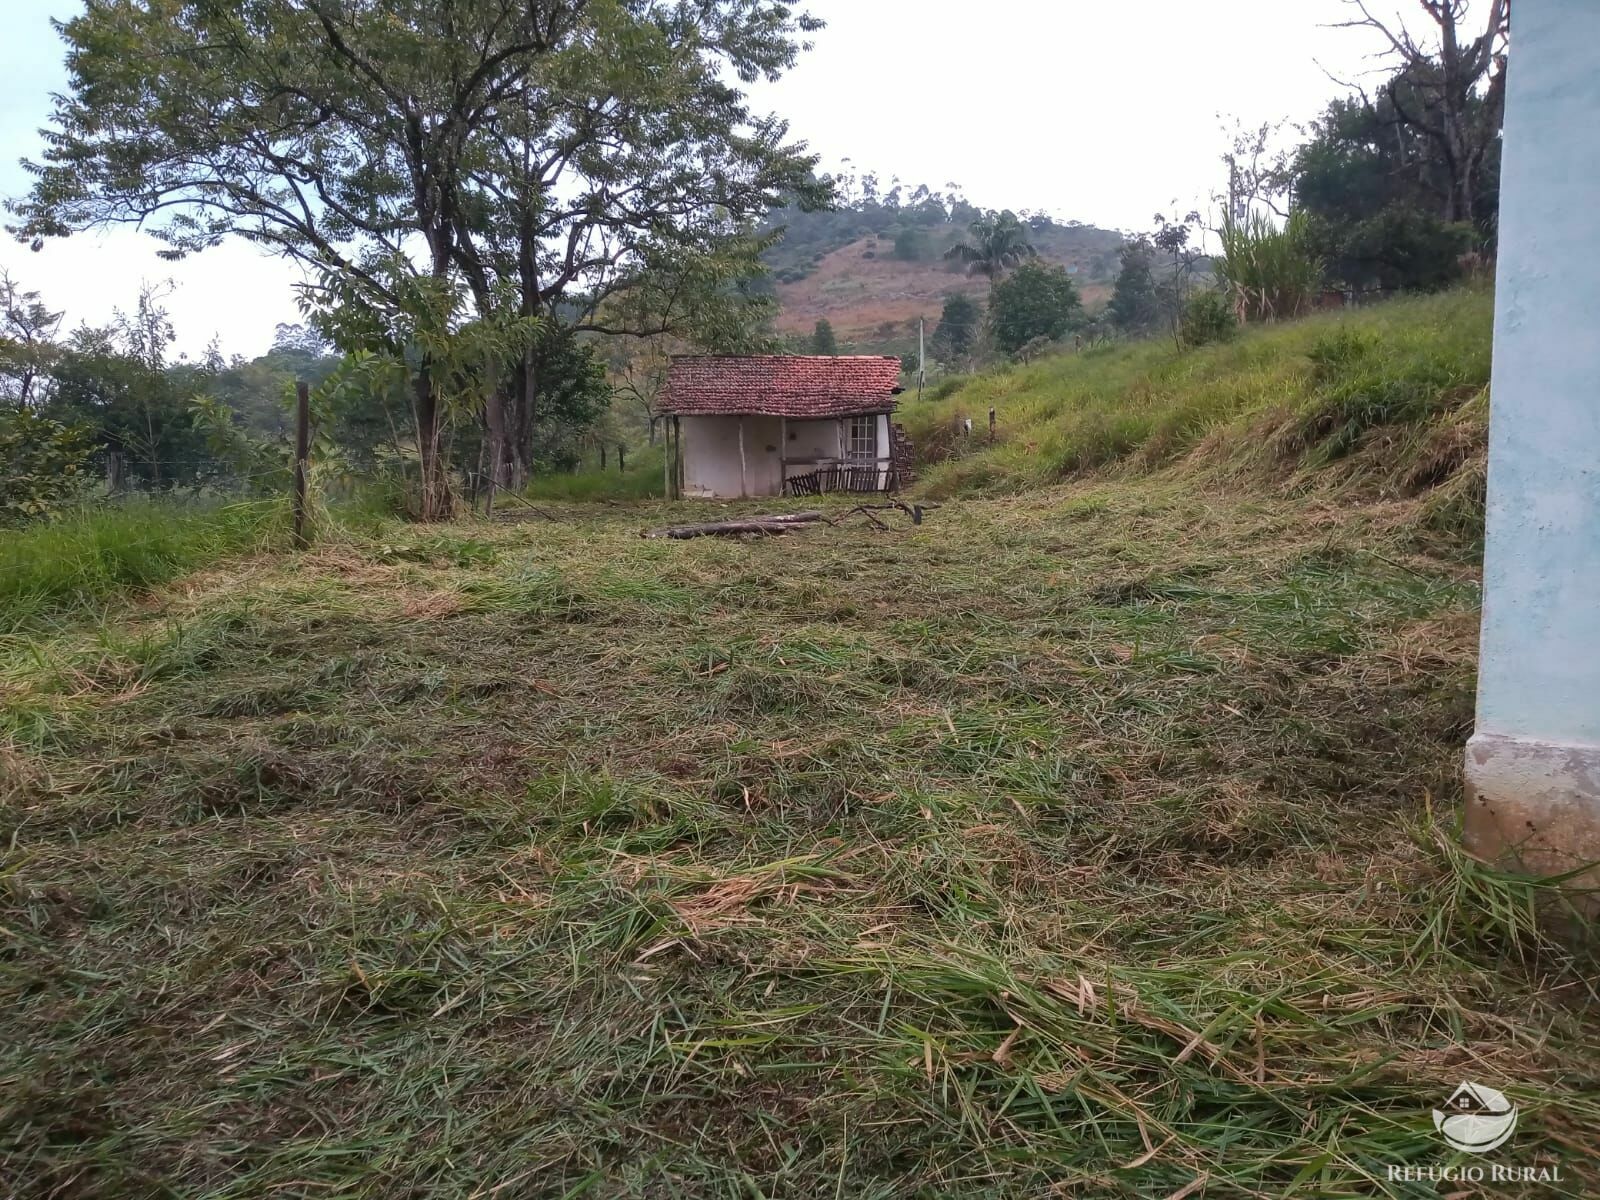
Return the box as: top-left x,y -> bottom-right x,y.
505,352 -> 534,490
415,366 -> 451,521
485,378 -> 510,500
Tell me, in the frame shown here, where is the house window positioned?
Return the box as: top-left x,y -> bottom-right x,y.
847,415 -> 876,461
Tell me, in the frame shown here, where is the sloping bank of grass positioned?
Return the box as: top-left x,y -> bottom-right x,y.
0,499 -> 286,634
904,288 -> 1492,548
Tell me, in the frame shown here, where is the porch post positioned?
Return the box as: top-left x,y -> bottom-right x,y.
737,415 -> 748,499
1465,0 -> 1600,901
672,416 -> 681,500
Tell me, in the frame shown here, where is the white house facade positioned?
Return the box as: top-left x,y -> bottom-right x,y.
657,356 -> 907,500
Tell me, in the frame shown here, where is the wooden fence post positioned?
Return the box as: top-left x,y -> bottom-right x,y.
293,381 -> 311,550
617,444 -> 625,473
988,407 -> 996,444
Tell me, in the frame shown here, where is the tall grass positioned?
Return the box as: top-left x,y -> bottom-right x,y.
522,442 -> 666,502
0,498 -> 285,633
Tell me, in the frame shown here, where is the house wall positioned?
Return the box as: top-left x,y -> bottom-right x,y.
781,419 -> 844,484
876,413 -> 891,491
681,415 -> 783,498
681,412 -> 893,499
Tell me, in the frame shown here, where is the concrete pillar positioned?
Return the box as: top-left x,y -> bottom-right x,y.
1465,0 -> 1600,892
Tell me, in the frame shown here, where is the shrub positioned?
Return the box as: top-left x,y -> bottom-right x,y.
1309,206 -> 1475,294
1179,291 -> 1238,349
0,410 -> 91,526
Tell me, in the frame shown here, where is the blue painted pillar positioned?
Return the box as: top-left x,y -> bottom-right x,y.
1466,0 -> 1600,887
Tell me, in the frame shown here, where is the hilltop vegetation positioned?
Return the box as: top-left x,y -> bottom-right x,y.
901,288 -> 1491,551
759,177 -> 1122,357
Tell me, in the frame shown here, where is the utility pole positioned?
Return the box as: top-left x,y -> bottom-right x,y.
918,318 -> 925,403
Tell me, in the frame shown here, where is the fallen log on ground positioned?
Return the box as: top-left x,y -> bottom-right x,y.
642,511 -> 826,540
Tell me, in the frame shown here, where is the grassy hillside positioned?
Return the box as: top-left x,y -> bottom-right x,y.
901,288 -> 1492,550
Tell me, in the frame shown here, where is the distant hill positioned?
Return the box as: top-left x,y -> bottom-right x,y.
757,184 -> 1125,357
771,224 -> 1123,354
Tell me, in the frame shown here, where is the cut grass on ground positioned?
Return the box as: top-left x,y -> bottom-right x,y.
2,485 -> 1596,1197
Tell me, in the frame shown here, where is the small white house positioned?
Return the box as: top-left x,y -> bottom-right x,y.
657,355 -> 909,499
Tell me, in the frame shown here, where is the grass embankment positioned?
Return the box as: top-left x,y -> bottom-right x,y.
2,485 -> 1597,1196
904,289 -> 1491,550
0,499 -> 285,634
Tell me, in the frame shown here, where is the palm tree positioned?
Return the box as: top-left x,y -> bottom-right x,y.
943,210 -> 1037,280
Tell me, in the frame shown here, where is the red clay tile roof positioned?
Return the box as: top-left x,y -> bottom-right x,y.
658,355 -> 904,418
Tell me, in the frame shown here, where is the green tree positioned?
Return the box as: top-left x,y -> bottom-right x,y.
810,319 -> 839,356
944,210 -> 1036,280
928,293 -> 981,364
1292,91 -> 1482,292
1331,0 -> 1508,230
0,409 -> 89,524
16,0 -> 826,517
1152,210 -> 1204,349
427,5 -> 828,492
1107,240 -> 1161,336
0,272 -> 63,411
892,227 -> 928,262
43,284 -> 224,490
988,261 -> 1081,355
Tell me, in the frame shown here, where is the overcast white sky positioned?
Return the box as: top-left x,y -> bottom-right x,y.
0,0 -> 1418,358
